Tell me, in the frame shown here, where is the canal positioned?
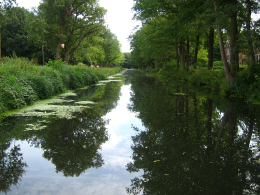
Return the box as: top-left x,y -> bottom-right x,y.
0,69 -> 260,194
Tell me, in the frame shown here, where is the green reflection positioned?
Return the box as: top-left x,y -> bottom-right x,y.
0,78 -> 124,179
0,142 -> 27,193
126,72 -> 260,195
25,109 -> 109,177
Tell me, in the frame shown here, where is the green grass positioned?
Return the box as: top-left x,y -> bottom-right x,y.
0,57 -> 124,113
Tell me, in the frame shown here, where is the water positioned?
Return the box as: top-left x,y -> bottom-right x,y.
1,70 -> 260,195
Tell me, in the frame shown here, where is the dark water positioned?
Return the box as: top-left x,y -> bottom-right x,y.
1,70 -> 260,195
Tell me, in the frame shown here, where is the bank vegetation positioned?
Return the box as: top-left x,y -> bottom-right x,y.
0,57 -> 123,114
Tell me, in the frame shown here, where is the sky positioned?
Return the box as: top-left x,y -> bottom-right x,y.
15,0 -> 141,53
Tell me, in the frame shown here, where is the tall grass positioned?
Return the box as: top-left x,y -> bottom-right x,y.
0,57 -> 123,113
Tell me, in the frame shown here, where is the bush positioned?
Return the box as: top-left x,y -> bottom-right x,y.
213,61 -> 223,70
0,57 -> 124,113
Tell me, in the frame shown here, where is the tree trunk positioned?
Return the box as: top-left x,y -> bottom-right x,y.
65,48 -> 70,64
194,35 -> 199,69
176,43 -> 179,72
208,28 -> 214,70
55,38 -> 61,61
230,0 -> 238,76
41,41 -> 45,65
65,36 -> 73,64
214,1 -> 232,86
186,39 -> 189,71
246,0 -> 255,66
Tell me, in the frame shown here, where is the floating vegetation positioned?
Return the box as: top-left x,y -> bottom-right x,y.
43,98 -> 74,104
99,80 -> 122,83
14,104 -> 88,119
95,83 -> 105,86
107,76 -> 116,79
24,123 -> 47,131
7,92 -> 89,119
75,101 -> 96,105
59,91 -> 77,97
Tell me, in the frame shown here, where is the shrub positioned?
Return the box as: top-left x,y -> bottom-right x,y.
0,57 -> 124,113
213,61 -> 223,70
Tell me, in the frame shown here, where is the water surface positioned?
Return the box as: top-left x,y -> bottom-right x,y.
1,70 -> 260,195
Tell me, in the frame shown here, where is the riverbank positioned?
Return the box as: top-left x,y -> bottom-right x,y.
143,66 -> 260,103
0,57 -> 124,114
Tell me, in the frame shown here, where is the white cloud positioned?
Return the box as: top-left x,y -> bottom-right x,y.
98,0 -> 141,52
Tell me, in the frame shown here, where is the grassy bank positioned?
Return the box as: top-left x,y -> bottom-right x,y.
0,57 -> 123,113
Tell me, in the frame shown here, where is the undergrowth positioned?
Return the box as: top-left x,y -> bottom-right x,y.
156,67 -> 225,92
0,57 -> 123,113
145,63 -> 260,102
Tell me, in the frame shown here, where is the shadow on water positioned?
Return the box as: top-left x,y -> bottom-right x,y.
125,71 -> 260,195
0,76 -> 124,193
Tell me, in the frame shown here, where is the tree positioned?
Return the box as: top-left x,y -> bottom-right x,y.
74,33 -> 105,65
38,0 -> 106,64
100,27 -> 123,67
122,52 -> 134,69
25,9 -> 48,65
1,6 -> 38,59
0,0 -> 16,63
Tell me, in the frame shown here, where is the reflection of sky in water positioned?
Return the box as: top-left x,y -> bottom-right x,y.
102,84 -> 143,169
5,84 -> 143,195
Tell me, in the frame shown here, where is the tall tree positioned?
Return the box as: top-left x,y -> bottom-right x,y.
0,0 -> 16,63
39,0 -> 106,63
25,9 -> 47,64
1,6 -> 38,58
101,28 -> 123,67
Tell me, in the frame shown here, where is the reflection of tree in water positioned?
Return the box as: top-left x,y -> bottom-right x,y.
26,109 -> 108,177
126,74 -> 260,195
0,76 -> 124,192
0,142 -> 27,193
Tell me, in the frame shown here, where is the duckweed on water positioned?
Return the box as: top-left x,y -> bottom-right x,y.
24,123 -> 48,131
59,91 -> 77,97
14,104 -> 88,119
75,101 -> 96,105
95,83 -> 106,86
99,80 -> 123,83
7,92 -> 89,119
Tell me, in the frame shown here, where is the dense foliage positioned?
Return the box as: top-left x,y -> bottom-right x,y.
0,0 -> 124,66
0,57 -> 123,113
130,0 -> 260,97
